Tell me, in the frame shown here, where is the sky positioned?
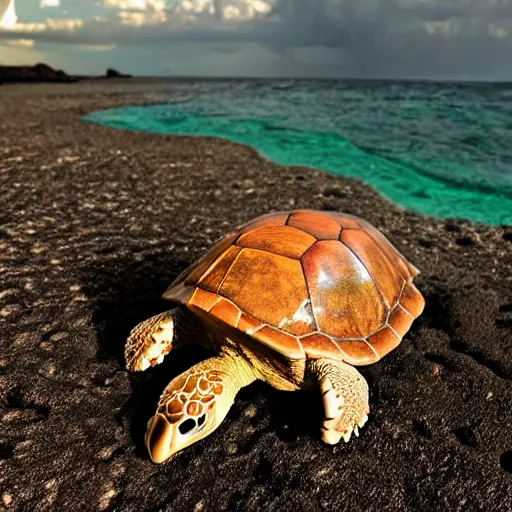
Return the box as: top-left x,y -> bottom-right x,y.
0,0 -> 512,80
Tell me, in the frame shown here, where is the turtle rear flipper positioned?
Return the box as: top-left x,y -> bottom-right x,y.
308,358 -> 369,444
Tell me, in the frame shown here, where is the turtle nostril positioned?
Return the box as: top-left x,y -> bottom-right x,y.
197,414 -> 206,427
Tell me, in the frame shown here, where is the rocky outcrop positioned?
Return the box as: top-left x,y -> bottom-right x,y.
102,68 -> 132,79
0,63 -> 76,83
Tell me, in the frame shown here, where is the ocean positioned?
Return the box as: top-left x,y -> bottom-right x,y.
84,79 -> 512,226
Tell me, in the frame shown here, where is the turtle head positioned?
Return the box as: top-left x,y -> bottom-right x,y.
145,368 -> 235,463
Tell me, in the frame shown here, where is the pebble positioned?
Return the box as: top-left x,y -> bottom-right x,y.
98,485 -> 118,510
2,492 -> 12,507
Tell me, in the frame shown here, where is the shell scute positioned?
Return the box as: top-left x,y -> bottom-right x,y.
209,299 -> 240,327
367,327 -> 401,358
328,211 -> 363,230
340,228 -> 402,308
388,306 -> 414,339
185,232 -> 239,286
237,313 -> 264,335
198,245 -> 242,294
236,225 -> 316,259
335,340 -> 378,365
356,220 -> 412,281
302,240 -> 385,339
400,283 -> 426,318
253,325 -> 304,359
189,288 -> 221,312
239,212 -> 289,233
288,210 -> 342,240
300,333 -> 343,360
218,248 -> 309,335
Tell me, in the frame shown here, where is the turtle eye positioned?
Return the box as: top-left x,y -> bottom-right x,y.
178,414 -> 207,436
179,418 -> 196,435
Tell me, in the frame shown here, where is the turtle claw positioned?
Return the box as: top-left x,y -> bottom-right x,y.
317,363 -> 370,446
358,413 -> 368,428
321,409 -> 367,445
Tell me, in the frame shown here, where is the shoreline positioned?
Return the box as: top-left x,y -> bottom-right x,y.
1,80 -> 511,511
84,83 -> 512,226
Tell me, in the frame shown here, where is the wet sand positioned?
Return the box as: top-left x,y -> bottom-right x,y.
1,80 -> 511,511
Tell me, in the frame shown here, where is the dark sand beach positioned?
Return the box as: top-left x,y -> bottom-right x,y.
1,80 -> 511,511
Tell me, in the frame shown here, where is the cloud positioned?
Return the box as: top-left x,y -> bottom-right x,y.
0,38 -> 66,65
0,0 -> 36,48
78,43 -> 116,50
6,37 -> 34,46
40,0 -> 60,8
105,0 -> 167,24
1,0 -> 512,80
1,0 -> 511,46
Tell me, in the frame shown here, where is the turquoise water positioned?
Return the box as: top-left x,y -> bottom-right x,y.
85,79 -> 512,225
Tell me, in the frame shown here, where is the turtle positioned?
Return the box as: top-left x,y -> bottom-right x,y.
125,209 -> 425,463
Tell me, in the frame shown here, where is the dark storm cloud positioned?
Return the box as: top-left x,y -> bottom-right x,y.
1,0 -> 511,46
1,0 -> 512,79
399,1 -> 512,22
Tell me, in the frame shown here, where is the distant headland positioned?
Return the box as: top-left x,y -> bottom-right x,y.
0,63 -> 132,84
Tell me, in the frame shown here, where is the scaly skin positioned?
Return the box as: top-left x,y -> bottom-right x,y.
308,358 -> 370,444
125,309 -> 371,460
146,348 -> 257,462
125,310 -> 175,372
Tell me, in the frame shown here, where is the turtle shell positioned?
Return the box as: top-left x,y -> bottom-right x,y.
164,210 -> 425,365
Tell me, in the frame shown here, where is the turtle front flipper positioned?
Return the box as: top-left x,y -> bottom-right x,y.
125,310 -> 176,372
308,358 -> 369,444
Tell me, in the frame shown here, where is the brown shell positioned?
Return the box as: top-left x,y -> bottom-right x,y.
164,210 -> 425,366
